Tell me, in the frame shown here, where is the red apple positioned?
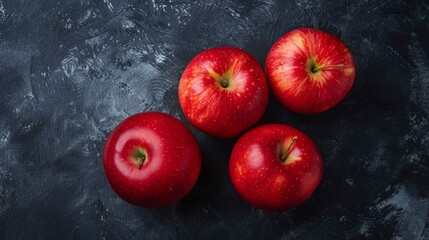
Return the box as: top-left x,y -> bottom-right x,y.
178,47 -> 269,138
103,112 -> 201,207
229,124 -> 323,211
266,28 -> 356,114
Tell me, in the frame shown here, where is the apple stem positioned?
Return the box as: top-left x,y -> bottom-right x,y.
312,64 -> 344,72
281,136 -> 298,163
221,79 -> 228,88
132,147 -> 146,169
137,156 -> 145,169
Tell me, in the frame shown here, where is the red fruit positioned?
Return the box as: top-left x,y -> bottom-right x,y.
103,112 -> 201,207
179,47 -> 269,138
266,28 -> 356,114
229,124 -> 323,211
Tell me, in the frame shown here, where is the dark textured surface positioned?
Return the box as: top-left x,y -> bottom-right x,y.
0,0 -> 428,239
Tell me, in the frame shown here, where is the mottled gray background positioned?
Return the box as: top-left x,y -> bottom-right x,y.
0,0 -> 428,239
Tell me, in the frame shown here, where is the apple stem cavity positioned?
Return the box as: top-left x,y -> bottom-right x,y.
132,147 -> 147,169
281,136 -> 298,163
312,64 -> 344,72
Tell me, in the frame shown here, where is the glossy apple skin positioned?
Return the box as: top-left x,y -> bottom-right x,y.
179,47 -> 269,138
266,28 -> 356,114
103,112 -> 201,208
229,124 -> 323,211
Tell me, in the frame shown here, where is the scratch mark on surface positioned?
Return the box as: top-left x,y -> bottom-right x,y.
0,0 -> 5,22
103,0 -> 114,13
